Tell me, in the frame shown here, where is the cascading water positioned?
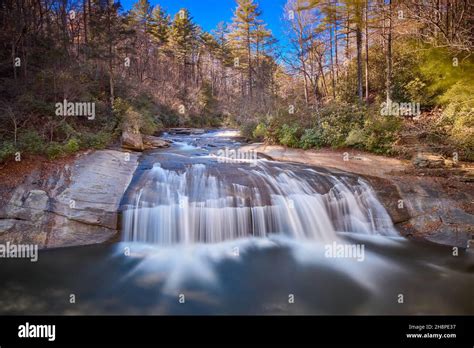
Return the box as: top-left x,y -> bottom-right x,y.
3,130 -> 472,316
121,132 -> 396,245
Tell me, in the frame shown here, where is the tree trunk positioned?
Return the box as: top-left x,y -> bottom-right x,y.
365,0 -> 370,103
385,0 -> 392,104
12,42 -> 17,80
330,23 -> 336,99
356,3 -> 363,103
333,0 -> 339,88
83,0 -> 88,44
108,5 -> 114,106
247,28 -> 253,99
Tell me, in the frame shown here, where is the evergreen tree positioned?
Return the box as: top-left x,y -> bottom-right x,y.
130,0 -> 152,31
89,0 -> 129,105
169,8 -> 197,81
229,0 -> 264,99
149,5 -> 171,46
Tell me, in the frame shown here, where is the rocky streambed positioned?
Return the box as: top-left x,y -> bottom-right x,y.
0,131 -> 472,250
0,129 -> 473,316
240,144 -> 474,248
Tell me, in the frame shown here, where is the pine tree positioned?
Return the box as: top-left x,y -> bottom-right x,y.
89,0 -> 129,105
169,8 -> 197,82
228,0 -> 264,99
130,0 -> 152,31
149,5 -> 170,46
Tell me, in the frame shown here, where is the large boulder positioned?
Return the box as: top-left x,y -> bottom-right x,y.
0,150 -> 140,249
121,130 -> 144,151
143,135 -> 171,149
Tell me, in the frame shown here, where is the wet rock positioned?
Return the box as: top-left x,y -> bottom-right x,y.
0,150 -> 140,249
412,153 -> 445,168
6,189 -> 49,221
454,175 -> 474,183
143,135 -> 171,149
168,128 -> 205,135
0,219 -> 16,233
121,130 -> 144,151
424,228 -> 473,248
257,152 -> 274,161
363,175 -> 410,224
50,150 -> 140,230
392,179 -> 474,248
0,219 -> 43,245
46,215 -> 117,248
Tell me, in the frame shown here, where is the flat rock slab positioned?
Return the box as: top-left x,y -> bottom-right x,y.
51,150 -> 139,229
412,152 -> 446,168
0,150 -> 139,249
167,128 -> 206,135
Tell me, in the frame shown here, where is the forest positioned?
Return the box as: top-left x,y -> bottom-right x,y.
0,0 -> 473,162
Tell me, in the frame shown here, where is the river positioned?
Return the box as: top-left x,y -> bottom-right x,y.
0,130 -> 472,314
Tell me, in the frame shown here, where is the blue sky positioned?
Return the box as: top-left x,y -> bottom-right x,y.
119,0 -> 290,51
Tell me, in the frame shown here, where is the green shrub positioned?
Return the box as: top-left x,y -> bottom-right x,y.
240,121 -> 258,140
256,102 -> 404,155
438,80 -> 474,160
299,128 -> 323,149
319,120 -> 347,148
80,131 -> 111,149
278,124 -> 301,148
314,103 -> 366,148
362,115 -> 402,155
345,128 -> 366,148
18,130 -> 45,154
404,78 -> 430,105
0,141 -> 17,163
158,109 -> 180,127
252,122 -> 267,140
140,109 -> 160,135
63,138 -> 80,154
208,115 -> 223,128
46,142 -> 65,160
56,122 -> 79,141
114,97 -> 161,135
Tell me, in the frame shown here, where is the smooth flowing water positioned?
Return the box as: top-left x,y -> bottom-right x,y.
121,146 -> 396,244
0,130 -> 472,314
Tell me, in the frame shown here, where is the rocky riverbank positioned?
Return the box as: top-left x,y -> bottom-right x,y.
0,131 -> 178,249
0,149 -> 139,248
1,131 -> 472,250
240,144 -> 474,248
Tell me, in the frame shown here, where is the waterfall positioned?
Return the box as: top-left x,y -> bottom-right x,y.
122,159 -> 396,245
